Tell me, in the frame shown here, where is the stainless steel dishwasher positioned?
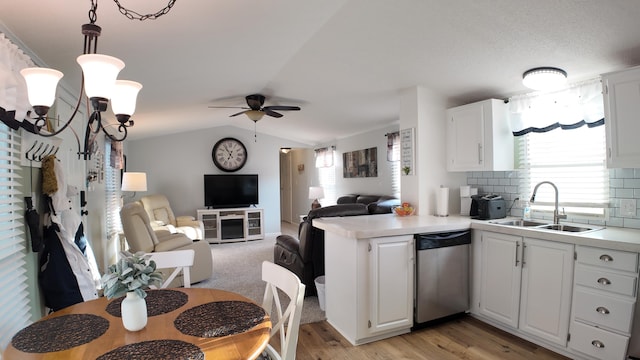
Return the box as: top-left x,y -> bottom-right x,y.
414,230 -> 471,325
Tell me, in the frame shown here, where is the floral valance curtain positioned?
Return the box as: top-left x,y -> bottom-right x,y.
315,146 -> 334,168
0,32 -> 34,130
508,78 -> 604,136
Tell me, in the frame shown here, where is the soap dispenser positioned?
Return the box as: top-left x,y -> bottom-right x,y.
523,201 -> 531,220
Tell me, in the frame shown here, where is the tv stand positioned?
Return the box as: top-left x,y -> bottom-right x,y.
197,207 -> 264,244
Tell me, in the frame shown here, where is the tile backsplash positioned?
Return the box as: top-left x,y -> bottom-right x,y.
466,169 -> 640,230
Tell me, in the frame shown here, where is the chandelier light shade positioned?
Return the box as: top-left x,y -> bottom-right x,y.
111,80 -> 143,123
19,68 -> 64,116
76,54 -> 125,101
522,67 -> 567,91
121,172 -> 147,192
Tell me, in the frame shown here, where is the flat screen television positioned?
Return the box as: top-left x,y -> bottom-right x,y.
204,174 -> 259,208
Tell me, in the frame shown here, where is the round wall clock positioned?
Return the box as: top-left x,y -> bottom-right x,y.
212,137 -> 247,172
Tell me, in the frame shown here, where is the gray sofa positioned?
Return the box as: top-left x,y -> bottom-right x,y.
274,194 -> 399,296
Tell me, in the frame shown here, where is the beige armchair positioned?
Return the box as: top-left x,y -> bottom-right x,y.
120,201 -> 213,286
140,194 -> 204,240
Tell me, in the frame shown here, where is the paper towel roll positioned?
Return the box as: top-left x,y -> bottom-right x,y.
460,185 -> 471,197
436,187 -> 449,217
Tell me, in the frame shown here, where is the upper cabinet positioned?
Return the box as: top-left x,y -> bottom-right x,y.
602,66 -> 640,168
446,99 -> 513,172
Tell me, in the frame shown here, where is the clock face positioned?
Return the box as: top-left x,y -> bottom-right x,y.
212,138 -> 247,172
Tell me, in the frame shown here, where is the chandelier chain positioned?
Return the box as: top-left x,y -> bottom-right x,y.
113,0 -> 177,21
89,0 -> 98,24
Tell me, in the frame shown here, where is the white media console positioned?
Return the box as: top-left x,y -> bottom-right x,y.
197,207 -> 264,243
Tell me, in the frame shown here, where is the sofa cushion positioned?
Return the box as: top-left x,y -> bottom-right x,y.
153,208 -> 171,225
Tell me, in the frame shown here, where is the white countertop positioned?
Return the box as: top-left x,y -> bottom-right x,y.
313,214 -> 640,252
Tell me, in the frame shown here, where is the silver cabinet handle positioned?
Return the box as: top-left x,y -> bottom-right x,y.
522,244 -> 527,266
591,340 -> 605,348
599,254 -> 613,262
478,143 -> 483,164
515,243 -> 520,267
596,306 -> 610,315
597,277 -> 611,285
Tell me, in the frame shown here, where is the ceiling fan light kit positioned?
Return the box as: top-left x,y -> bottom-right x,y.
522,67 -> 567,91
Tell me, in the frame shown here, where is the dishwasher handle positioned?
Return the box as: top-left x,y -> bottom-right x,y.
415,230 -> 471,250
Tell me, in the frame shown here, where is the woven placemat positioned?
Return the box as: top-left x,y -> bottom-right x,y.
96,339 -> 204,360
12,314 -> 109,353
174,301 -> 266,338
106,289 -> 188,317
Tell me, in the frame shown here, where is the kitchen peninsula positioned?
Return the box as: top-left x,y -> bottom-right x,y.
314,213 -> 640,359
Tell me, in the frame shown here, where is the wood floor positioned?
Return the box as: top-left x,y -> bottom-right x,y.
277,222 -> 569,359
293,316 -> 570,360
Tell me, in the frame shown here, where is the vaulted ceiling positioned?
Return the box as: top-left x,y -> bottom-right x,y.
3,1 -> 640,144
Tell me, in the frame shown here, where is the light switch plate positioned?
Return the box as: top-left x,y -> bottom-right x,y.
620,198 -> 636,217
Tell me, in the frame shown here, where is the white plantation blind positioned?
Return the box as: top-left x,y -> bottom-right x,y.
0,128 -> 31,351
517,127 -> 608,214
104,140 -> 122,267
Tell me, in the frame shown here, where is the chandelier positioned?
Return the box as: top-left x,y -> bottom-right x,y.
16,0 -> 176,160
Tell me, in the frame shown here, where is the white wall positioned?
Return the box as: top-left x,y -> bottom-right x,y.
126,125 -> 307,235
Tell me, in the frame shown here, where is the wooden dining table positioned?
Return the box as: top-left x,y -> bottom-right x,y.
3,288 -> 271,359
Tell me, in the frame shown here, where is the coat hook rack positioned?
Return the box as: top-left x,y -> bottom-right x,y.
21,132 -> 62,168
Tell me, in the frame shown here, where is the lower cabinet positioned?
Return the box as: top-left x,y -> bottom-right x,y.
475,231 -> 574,346
324,233 -> 414,345
568,245 -> 638,360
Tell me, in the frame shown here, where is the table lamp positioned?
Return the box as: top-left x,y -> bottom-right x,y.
309,186 -> 324,210
121,172 -> 147,198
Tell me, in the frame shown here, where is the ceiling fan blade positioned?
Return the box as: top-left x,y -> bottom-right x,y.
230,110 -> 250,117
263,105 -> 300,111
264,109 -> 283,118
208,106 -> 249,109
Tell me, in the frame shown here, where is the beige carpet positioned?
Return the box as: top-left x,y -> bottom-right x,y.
193,233 -> 326,324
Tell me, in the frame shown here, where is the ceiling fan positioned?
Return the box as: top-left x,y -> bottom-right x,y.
209,94 -> 301,122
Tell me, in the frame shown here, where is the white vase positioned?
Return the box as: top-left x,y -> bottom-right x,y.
121,291 -> 147,331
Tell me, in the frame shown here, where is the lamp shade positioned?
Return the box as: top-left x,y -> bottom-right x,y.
77,54 -> 125,99
522,67 -> 567,91
121,172 -> 147,192
20,67 -> 64,107
111,80 -> 142,116
308,186 -> 324,200
246,110 -> 265,122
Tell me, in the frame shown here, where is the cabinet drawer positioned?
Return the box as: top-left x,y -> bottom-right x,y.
573,289 -> 635,334
575,264 -> 637,297
569,320 -> 629,360
577,246 -> 638,273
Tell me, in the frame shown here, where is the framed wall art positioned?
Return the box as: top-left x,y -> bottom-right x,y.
343,147 -> 377,178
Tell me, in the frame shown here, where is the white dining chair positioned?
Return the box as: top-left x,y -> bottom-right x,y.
261,261 -> 306,360
147,249 -> 195,288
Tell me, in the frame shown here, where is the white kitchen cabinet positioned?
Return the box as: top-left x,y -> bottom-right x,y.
518,237 -> 574,346
478,231 -> 521,327
569,245 -> 638,360
324,233 -> 414,345
446,99 -> 513,171
602,65 -> 640,168
475,231 -> 574,347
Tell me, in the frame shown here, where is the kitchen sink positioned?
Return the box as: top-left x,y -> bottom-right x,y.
488,219 -> 603,233
536,223 -> 601,233
489,219 -> 548,227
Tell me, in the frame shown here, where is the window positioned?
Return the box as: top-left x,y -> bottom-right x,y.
316,147 -> 336,206
511,79 -> 608,217
0,128 -> 31,350
387,131 -> 401,199
104,140 -> 123,266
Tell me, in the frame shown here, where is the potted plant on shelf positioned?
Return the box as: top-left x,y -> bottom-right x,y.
101,251 -> 163,331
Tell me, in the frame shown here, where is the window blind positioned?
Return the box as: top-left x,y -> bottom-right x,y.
517,124 -> 608,216
0,128 -> 31,351
387,132 -> 401,199
104,140 -> 123,267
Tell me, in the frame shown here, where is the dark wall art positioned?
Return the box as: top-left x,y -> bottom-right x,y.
343,147 -> 377,178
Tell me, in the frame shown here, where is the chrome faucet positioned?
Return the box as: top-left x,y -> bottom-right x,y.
530,181 -> 567,224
